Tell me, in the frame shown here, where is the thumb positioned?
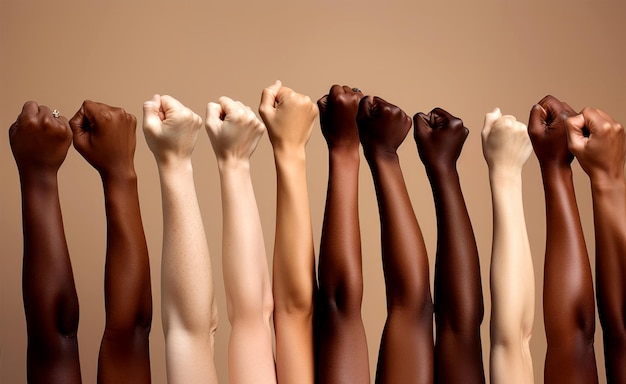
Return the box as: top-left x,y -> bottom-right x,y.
205,102 -> 224,134
482,107 -> 501,140
259,80 -> 282,121
565,113 -> 586,155
528,103 -> 547,137
142,94 -> 162,132
413,112 -> 431,141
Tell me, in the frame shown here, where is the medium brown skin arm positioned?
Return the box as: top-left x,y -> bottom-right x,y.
414,108 -> 485,384
358,96 -> 434,384
566,108 -> 626,383
10,102 -> 82,384
528,95 -> 598,384
316,85 -> 370,384
70,101 -> 152,384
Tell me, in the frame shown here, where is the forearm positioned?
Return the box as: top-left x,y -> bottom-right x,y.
427,166 -> 483,326
159,164 -> 217,337
591,180 -> 626,333
318,149 -> 362,308
489,170 -> 534,340
101,172 -> 152,331
367,154 -> 430,306
218,161 -> 273,322
20,173 -> 79,337
272,148 -> 315,314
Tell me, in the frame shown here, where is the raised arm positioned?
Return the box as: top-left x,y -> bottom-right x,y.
10,102 -> 81,384
566,108 -> 626,383
143,95 -> 217,384
70,101 -> 152,384
315,85 -> 370,384
414,108 -> 484,384
357,96 -> 434,384
481,108 -> 534,384
205,97 -> 276,384
527,95 -> 598,384
258,81 -> 317,384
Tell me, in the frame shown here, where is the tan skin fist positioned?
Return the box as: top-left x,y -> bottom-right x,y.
69,100 -> 138,178
9,101 -> 72,176
566,107 -> 626,185
259,81 -> 318,151
528,95 -> 577,169
357,96 -> 412,158
318,85 -> 363,151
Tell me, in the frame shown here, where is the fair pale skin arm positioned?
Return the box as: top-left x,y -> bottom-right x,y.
143,95 -> 218,384
566,108 -> 626,383
482,108 -> 534,384
206,97 -> 276,384
259,81 -> 316,384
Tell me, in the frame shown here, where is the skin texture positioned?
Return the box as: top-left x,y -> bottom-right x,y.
315,85 -> 370,384
357,96 -> 434,384
528,95 -> 598,384
482,108 -> 534,384
566,108 -> 626,383
10,102 -> 82,384
414,108 -> 485,384
205,97 -> 276,384
143,95 -> 218,384
69,100 -> 153,384
259,81 -> 317,384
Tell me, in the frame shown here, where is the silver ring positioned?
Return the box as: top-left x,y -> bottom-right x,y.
52,110 -> 60,118
352,88 -> 361,93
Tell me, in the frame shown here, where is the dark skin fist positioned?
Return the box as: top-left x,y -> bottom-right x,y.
357,96 -> 412,157
528,95 -> 577,169
414,107 -> 468,171
69,100 -> 137,178
9,101 -> 72,175
318,85 -> 363,150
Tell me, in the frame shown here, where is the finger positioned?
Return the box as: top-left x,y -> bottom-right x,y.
69,102 -> 88,137
259,80 -> 282,118
160,94 -> 185,117
143,95 -> 162,132
329,84 -> 345,97
562,101 -> 577,116
206,102 -> 224,132
413,112 -> 431,141
528,103 -> 547,136
317,94 -> 329,116
482,107 -> 502,136
565,113 -> 586,154
218,96 -> 238,118
356,95 -> 374,124
20,101 -> 39,119
430,107 -> 462,131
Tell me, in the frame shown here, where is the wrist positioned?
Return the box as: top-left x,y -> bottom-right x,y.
273,146 -> 307,163
489,168 -> 523,187
217,157 -> 251,173
590,175 -> 626,195
156,158 -> 194,174
363,147 -> 399,164
101,169 -> 138,188
19,170 -> 59,190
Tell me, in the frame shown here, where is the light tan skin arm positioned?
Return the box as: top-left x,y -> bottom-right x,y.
566,108 -> 626,383
143,95 -> 218,384
259,81 -> 317,384
482,108 -> 534,384
206,97 -> 276,384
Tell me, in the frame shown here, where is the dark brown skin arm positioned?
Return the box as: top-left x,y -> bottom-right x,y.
315,85 -> 370,384
357,96 -> 434,384
566,108 -> 626,383
10,102 -> 82,384
528,95 -> 598,384
70,101 -> 152,384
414,108 -> 485,384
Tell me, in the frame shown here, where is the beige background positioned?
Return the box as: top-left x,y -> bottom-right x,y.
1,0 -> 625,383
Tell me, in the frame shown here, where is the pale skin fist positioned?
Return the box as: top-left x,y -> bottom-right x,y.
414,107 -> 468,171
528,95 -> 577,169
205,96 -> 265,163
143,94 -> 203,168
9,101 -> 72,175
566,107 -> 626,185
357,96 -> 412,156
69,100 -> 138,178
317,85 -> 363,151
259,80 -> 318,150
482,108 -> 532,172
